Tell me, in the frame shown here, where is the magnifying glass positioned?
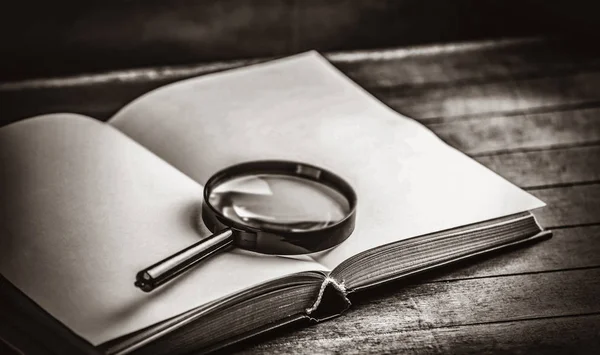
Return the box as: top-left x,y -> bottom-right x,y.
134,160 -> 357,292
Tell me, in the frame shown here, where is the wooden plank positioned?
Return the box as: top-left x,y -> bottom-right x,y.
476,145 -> 600,189
427,107 -> 600,155
3,38 -> 597,91
344,268 -> 600,330
237,314 -> 600,354
531,184 -> 600,228
4,40 -> 600,125
343,267 -> 600,332
382,72 -> 600,121
4,38 -> 600,90
333,38 -> 600,89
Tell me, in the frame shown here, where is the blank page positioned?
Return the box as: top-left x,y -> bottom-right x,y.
109,52 -> 545,270
0,114 -> 327,345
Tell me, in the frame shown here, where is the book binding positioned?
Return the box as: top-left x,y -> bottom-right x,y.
305,276 -> 352,322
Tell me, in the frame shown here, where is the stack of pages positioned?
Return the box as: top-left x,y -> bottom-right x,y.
0,52 -> 547,355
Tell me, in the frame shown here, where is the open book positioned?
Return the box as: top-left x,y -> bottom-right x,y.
0,52 -> 547,355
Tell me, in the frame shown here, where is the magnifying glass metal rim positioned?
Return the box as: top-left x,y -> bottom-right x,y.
202,160 -> 357,240
135,160 -> 357,292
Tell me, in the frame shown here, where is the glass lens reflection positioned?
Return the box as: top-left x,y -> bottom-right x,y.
208,174 -> 351,232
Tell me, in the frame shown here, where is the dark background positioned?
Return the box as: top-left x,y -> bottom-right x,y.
1,0 -> 599,81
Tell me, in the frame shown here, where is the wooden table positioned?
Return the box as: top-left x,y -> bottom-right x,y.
1,37 -> 599,354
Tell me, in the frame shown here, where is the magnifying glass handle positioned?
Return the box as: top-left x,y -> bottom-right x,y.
134,229 -> 234,292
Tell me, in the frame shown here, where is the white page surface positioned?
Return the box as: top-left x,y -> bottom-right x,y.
0,114 -> 327,345
110,52 -> 545,270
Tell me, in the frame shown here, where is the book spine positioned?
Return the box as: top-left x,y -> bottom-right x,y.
305,276 -> 351,322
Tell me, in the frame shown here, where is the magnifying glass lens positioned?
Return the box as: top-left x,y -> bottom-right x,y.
135,161 -> 357,292
209,174 -> 351,232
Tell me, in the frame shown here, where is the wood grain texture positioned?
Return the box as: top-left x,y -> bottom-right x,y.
349,256 -> 600,329
476,145 -> 600,188
383,72 -> 600,121
531,184 -> 600,227
235,314 -> 600,354
427,107 -> 600,155
3,38 -> 600,125
333,38 -> 600,89
3,37 -> 600,125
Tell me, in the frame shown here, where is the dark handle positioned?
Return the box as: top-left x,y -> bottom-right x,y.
134,229 -> 234,292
